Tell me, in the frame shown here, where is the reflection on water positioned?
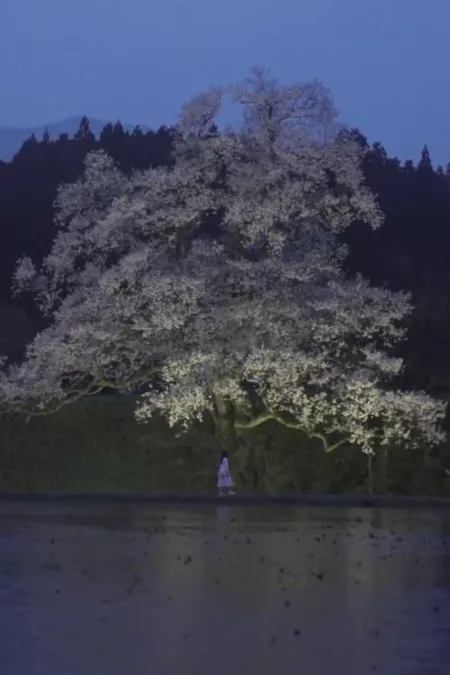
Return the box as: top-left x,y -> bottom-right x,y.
1,502 -> 450,675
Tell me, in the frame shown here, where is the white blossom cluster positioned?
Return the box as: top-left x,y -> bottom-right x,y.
3,68 -> 446,454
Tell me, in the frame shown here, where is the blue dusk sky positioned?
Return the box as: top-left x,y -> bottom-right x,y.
1,0 -> 449,165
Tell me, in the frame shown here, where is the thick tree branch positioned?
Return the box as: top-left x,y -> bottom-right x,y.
3,366 -> 160,419
235,410 -> 350,453
6,382 -> 103,419
94,366 -> 160,390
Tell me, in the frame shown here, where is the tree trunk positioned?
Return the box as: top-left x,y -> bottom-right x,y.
420,446 -> 431,494
375,445 -> 388,493
212,395 -> 237,454
367,453 -> 373,495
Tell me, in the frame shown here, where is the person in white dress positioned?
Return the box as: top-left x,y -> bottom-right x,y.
217,451 -> 235,496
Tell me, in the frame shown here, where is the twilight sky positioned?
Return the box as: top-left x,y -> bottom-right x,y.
1,0 -> 449,164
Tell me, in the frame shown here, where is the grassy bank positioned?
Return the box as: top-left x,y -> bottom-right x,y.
0,395 -> 449,495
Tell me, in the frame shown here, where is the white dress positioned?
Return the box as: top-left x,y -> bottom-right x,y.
217,457 -> 234,489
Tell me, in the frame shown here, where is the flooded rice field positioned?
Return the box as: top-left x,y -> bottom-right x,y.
1,501 -> 450,674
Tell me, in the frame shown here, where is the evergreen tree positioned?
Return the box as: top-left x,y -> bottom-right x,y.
445,162 -> 450,183
73,116 -> 96,147
417,144 -> 433,172
16,133 -> 39,159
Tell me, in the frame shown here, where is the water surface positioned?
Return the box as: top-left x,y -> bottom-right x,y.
1,502 -> 449,674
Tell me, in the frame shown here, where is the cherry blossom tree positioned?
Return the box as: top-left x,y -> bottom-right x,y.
2,67 -> 446,458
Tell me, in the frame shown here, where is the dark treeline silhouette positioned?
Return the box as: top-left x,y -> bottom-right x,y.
0,117 -> 175,360
1,117 -> 450,400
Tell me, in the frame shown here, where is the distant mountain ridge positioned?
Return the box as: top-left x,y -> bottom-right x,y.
0,116 -> 140,161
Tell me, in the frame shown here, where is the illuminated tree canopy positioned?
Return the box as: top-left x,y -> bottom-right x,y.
1,67 -> 446,455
